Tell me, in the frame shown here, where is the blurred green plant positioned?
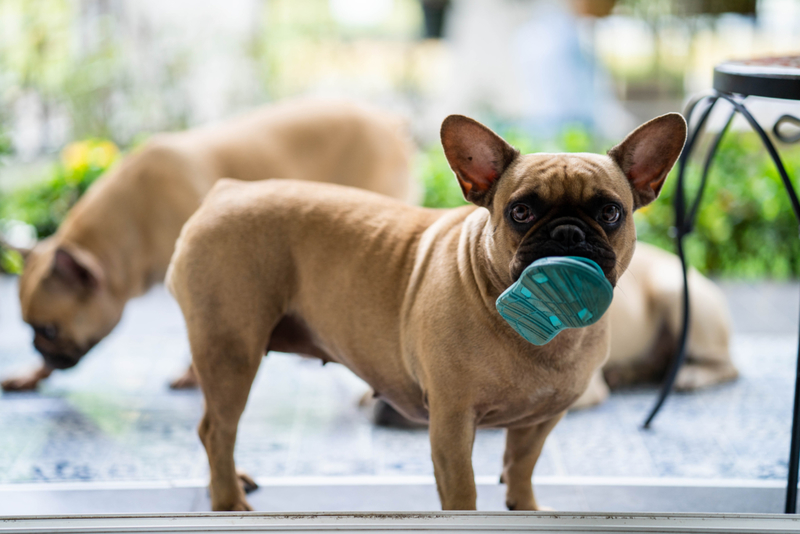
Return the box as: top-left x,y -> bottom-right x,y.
0,139 -> 120,239
420,125 -> 800,279
635,133 -> 800,279
0,117 -> 19,274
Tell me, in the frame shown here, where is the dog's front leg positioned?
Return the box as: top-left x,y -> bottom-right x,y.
429,403 -> 477,510
501,412 -> 565,511
1,364 -> 53,391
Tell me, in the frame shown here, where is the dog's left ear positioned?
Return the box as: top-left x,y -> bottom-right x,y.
51,247 -> 105,292
441,115 -> 518,207
608,113 -> 687,210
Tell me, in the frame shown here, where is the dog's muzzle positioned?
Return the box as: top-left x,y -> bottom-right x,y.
511,219 -> 617,283
34,339 -> 92,370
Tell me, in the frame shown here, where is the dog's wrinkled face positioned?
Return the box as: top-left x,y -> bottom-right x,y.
441,113 -> 687,289
18,240 -> 121,369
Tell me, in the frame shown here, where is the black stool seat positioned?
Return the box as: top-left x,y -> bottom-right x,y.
714,56 -> 800,100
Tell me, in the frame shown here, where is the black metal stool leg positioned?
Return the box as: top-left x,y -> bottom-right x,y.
713,93 -> 800,514
643,95 -> 720,428
644,103 -> 736,429
789,296 -> 800,513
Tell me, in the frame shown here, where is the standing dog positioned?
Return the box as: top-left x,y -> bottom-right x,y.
167,113 -> 686,510
3,99 -> 412,391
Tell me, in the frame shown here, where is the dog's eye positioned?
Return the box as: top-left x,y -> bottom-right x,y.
510,204 -> 535,224
600,204 -> 621,224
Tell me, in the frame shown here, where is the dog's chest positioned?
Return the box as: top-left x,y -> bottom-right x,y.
471,336 -> 604,428
475,379 -> 584,428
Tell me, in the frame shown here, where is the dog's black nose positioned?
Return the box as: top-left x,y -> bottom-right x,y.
550,224 -> 585,246
40,352 -> 79,370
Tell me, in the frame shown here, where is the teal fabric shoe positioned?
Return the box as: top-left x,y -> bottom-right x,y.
496,256 -> 614,346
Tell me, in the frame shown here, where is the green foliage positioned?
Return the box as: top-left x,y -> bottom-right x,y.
419,123 -> 602,210
0,248 -> 23,274
0,115 -> 15,273
417,143 -> 467,209
0,139 -> 119,238
420,125 -> 800,279
0,127 -> 11,161
635,133 -> 800,279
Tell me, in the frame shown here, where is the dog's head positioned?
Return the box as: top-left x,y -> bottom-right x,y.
441,113 -> 686,288
18,239 -> 121,369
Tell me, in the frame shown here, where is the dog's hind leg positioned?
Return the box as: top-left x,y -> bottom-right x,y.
501,412 -> 564,511
191,327 -> 265,512
169,363 -> 200,390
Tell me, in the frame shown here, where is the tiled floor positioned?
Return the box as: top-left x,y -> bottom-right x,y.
0,276 -> 798,513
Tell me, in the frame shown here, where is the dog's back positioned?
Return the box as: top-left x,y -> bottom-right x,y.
24,98 -> 414,294
168,179 -> 438,408
164,98 -> 414,202
7,99 -> 414,393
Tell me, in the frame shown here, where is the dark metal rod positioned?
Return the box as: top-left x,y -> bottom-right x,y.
788,289 -> 800,514
688,108 -> 737,229
643,95 -> 719,429
774,114 -> 800,144
713,92 -> 800,514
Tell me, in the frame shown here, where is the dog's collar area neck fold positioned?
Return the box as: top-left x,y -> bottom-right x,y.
495,256 -> 614,346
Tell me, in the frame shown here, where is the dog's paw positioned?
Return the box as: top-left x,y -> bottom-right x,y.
506,499 -> 552,511
229,500 -> 254,512
674,362 -> 738,391
169,366 -> 200,390
237,471 -> 259,494
212,497 -> 254,512
1,374 -> 41,392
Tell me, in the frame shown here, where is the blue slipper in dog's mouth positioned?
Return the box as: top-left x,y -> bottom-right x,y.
496,256 -> 614,345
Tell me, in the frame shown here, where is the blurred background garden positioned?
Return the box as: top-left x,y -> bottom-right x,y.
4,0 -> 800,514
2,0 -> 800,277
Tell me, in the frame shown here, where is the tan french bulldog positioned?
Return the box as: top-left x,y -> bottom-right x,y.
167,112 -> 687,511
2,99 -> 412,392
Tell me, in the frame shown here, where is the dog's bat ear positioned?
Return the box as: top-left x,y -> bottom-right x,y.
51,247 -> 104,291
608,112 -> 687,210
440,115 -> 518,207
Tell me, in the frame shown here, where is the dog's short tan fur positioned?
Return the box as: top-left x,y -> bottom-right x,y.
168,113 -> 686,511
3,99 -> 411,391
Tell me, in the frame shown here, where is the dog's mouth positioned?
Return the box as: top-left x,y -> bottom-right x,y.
33,338 -> 95,370
510,239 -> 617,285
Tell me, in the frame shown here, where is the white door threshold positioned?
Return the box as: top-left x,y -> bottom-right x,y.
0,478 -> 793,516
1,511 -> 799,534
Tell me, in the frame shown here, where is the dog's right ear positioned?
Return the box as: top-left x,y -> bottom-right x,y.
441,115 -> 518,207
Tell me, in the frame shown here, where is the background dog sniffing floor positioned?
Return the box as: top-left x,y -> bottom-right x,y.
0,276 -> 798,486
